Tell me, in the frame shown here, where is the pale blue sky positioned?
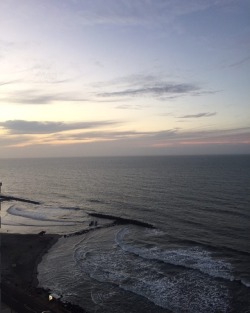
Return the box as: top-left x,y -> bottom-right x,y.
0,0 -> 249,157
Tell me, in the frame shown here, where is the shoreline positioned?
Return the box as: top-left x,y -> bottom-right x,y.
1,195 -> 152,312
32,234 -> 60,287
1,232 -> 86,312
1,196 -> 157,312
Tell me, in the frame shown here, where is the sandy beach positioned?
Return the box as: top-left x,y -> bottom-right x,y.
1,232 -> 86,313
0,192 -> 86,312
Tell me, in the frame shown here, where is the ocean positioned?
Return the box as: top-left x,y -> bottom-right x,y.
1,155 -> 250,312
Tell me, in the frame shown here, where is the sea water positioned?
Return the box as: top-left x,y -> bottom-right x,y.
1,155 -> 250,312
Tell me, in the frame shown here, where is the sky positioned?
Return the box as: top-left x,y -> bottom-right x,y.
0,0 -> 250,158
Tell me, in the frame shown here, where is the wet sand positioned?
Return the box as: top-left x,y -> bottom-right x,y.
1,232 -> 86,312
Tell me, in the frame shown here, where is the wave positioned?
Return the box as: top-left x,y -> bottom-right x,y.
115,227 -> 234,281
8,205 -> 58,222
7,204 -> 83,225
120,271 -> 229,313
40,226 -> 250,312
241,278 -> 250,288
88,199 -> 106,204
72,228 -> 230,313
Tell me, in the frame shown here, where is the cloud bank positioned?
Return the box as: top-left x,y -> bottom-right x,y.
1,74 -> 215,105
1,119 -> 249,154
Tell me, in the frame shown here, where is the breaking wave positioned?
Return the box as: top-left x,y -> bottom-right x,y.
115,227 -> 233,281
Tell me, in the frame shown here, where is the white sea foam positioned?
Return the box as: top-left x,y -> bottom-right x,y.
73,230 -> 230,313
241,278 -> 250,288
121,271 -> 229,313
91,289 -> 118,305
115,227 -> 233,280
8,204 -> 48,221
7,204 -> 85,225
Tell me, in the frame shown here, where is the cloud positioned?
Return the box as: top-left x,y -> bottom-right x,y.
0,120 -> 117,134
71,0 -> 234,27
0,39 -> 15,53
96,79 -> 206,101
228,55 -> 250,68
0,80 -> 19,87
98,83 -> 199,98
1,0 -> 234,36
179,112 -> 217,118
0,90 -> 88,105
1,120 -> 249,155
33,126 -> 250,149
116,104 -> 149,110
94,74 -> 216,101
92,74 -> 159,89
52,129 -> 163,142
28,61 -> 80,84
0,74 -> 215,105
150,127 -> 250,145
0,134 -> 33,147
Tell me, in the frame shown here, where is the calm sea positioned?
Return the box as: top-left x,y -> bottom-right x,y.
1,155 -> 250,312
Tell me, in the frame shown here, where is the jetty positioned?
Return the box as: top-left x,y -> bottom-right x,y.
89,212 -> 155,228
0,194 -> 40,204
0,182 -> 40,204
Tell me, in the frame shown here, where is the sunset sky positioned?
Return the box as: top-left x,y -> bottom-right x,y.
1,0 -> 250,158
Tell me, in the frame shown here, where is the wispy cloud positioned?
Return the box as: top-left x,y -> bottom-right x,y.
1,119 -> 249,151
0,73 -> 215,105
1,0 -> 233,33
0,134 -> 33,147
36,126 -> 250,147
115,104 -> 149,110
51,130 -> 153,142
71,0 -> 234,27
92,74 -> 160,89
0,39 -> 15,53
98,83 -> 199,99
150,127 -> 250,145
0,90 -> 88,105
28,61 -> 80,84
179,112 -> 217,118
0,80 -> 19,87
228,55 -> 250,68
93,73 -> 217,101
0,120 -> 117,134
